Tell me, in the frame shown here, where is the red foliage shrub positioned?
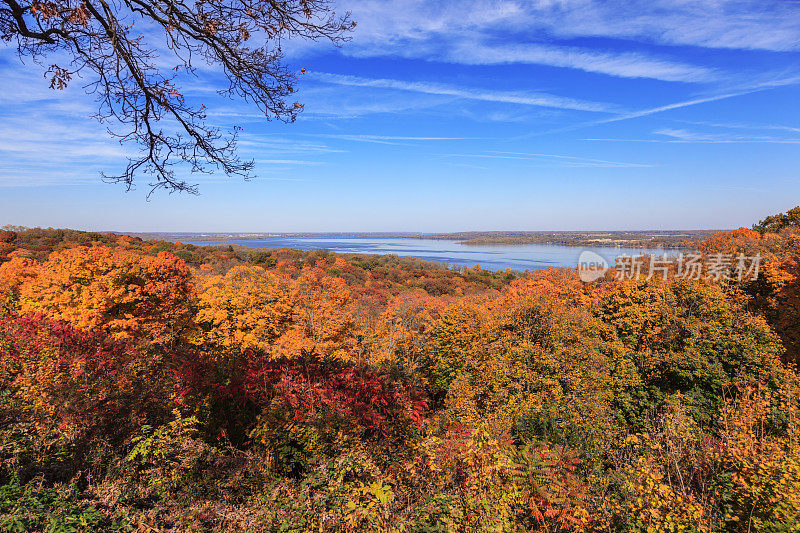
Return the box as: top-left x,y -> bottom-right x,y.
244,355 -> 429,436
168,348 -> 429,444
0,313 -> 168,436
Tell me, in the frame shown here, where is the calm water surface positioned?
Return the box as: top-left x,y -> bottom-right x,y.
189,237 -> 672,272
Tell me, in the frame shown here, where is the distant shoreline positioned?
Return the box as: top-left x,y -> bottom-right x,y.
124,230 -> 718,249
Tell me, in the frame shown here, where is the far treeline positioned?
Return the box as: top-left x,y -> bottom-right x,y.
0,206 -> 799,531
137,230 -> 718,249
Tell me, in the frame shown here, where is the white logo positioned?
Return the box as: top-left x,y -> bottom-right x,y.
577,250 -> 609,282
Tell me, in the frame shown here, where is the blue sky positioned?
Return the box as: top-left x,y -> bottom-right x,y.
1,0 -> 799,232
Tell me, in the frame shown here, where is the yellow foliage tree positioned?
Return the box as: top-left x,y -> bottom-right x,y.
717,386 -> 800,531
194,265 -> 292,355
376,291 -> 439,370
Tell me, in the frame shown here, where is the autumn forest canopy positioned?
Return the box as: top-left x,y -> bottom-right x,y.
0,206 -> 798,531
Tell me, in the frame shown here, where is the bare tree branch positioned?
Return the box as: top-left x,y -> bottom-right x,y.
1,0 -> 354,194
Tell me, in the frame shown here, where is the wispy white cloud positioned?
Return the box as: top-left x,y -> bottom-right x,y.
236,135 -> 347,154
312,72 -> 618,113
584,129 -> 800,144
445,162 -> 491,170
490,151 -> 651,167
319,134 -> 479,141
418,40 -> 715,82
594,90 -> 760,125
337,0 -> 800,56
0,67 -> 336,186
0,114 -> 132,162
673,120 -> 800,134
279,0 -> 800,89
546,76 -> 800,133
296,85 -> 450,119
442,151 -> 651,168
309,134 -> 481,145
552,0 -> 800,52
257,178 -> 311,182
654,128 -> 800,143
251,159 -> 326,165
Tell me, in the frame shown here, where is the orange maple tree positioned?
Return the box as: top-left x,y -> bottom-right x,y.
10,246 -> 195,341
275,264 -> 359,362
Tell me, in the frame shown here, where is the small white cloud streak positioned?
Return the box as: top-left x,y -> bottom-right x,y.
320,134 -> 479,141
251,159 -> 326,165
540,76 -> 800,135
442,152 -> 651,168
583,137 -> 800,144
297,85 -> 450,119
445,162 -> 491,170
655,128 -> 800,142
489,151 -> 650,167
308,134 -> 482,145
311,72 -> 618,113
594,90 -> 760,125
248,176 -> 311,181
235,135 -> 347,154
673,120 -> 800,134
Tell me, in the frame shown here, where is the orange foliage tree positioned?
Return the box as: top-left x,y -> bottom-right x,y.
276,264 -> 359,362
9,246 -> 195,341
765,244 -> 800,359
0,256 -> 37,307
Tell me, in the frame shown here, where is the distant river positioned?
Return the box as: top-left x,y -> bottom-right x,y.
188,237 -> 672,272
